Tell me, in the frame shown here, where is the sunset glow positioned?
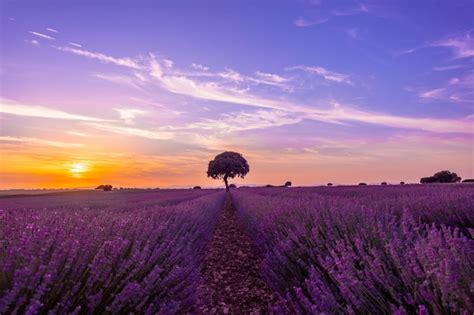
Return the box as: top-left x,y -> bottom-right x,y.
1,2 -> 473,189
69,162 -> 88,178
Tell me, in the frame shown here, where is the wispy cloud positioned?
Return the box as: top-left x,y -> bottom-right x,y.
432,31 -> 474,59
254,71 -> 289,83
191,63 -> 209,71
0,99 -> 108,121
115,108 -> 146,124
46,27 -> 58,33
419,88 -> 445,99
54,46 -> 473,135
287,65 -> 352,84
332,3 -> 369,16
185,110 -> 301,133
295,3 -> 369,27
293,17 -> 329,27
432,65 -> 463,71
418,72 -> 474,102
69,42 -> 82,48
319,102 -> 473,134
67,131 -> 89,137
0,136 -> 83,148
93,73 -> 146,90
392,46 -> 423,56
87,123 -> 175,140
399,31 -> 474,59
24,39 -> 39,46
29,31 -> 55,40
56,46 -> 142,69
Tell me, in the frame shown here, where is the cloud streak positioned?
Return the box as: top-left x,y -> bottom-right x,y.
432,31 -> 474,59
418,72 -> 474,102
29,31 -> 55,40
115,108 -> 147,124
87,123 -> 175,140
56,46 -> 142,69
0,136 -> 83,148
294,3 -> 369,27
185,110 -> 301,133
69,42 -> 82,48
1,99 -> 108,121
287,65 -> 352,84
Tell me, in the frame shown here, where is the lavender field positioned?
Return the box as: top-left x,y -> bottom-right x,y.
1,185 -> 473,314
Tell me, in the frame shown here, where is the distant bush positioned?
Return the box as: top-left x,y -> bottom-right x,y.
229,184 -> 237,189
381,182 -> 387,185
400,181 -> 405,185
358,183 -> 367,186
327,183 -> 333,186
284,181 -> 292,187
95,185 -> 113,191
265,184 -> 275,188
420,170 -> 461,184
462,179 -> 474,183
193,186 -> 202,189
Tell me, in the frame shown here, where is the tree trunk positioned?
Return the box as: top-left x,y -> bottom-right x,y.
224,174 -> 229,191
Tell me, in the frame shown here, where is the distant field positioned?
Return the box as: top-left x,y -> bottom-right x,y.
1,185 -> 473,313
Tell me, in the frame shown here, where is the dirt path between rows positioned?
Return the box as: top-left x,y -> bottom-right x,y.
196,194 -> 278,314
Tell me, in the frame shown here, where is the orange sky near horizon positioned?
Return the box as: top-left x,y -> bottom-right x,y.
1,132 -> 473,189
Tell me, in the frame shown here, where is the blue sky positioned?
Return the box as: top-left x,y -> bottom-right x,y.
1,0 -> 473,188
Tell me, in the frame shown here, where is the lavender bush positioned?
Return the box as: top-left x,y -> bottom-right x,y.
0,190 -> 225,314
233,185 -> 474,314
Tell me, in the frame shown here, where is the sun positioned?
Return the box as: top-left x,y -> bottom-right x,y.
69,162 -> 89,177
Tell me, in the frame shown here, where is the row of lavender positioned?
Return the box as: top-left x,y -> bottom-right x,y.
232,185 -> 474,314
0,190 -> 225,314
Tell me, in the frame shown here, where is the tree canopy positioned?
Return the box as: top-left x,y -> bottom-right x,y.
420,170 -> 461,184
207,152 -> 249,190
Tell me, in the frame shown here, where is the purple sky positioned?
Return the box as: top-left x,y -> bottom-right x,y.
1,1 -> 473,188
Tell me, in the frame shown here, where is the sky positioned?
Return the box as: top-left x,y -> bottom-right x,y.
0,0 -> 473,189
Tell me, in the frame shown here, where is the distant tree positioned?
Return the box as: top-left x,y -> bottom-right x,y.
193,186 -> 201,190
420,170 -> 461,184
400,181 -> 405,185
381,182 -> 387,185
284,181 -> 292,187
462,179 -> 474,183
207,152 -> 249,191
229,184 -> 237,189
96,185 -> 113,191
327,183 -> 333,186
358,183 -> 367,186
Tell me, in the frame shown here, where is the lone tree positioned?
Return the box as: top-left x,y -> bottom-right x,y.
284,181 -> 292,187
420,170 -> 461,184
207,151 -> 249,191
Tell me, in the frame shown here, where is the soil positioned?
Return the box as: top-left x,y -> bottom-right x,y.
196,194 -> 278,314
